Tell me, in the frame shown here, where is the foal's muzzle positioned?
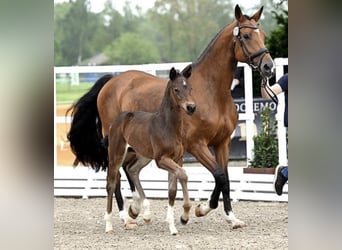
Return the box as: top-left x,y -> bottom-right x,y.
186,104 -> 196,115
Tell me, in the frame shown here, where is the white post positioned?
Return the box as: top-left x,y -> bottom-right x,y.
71,66 -> 80,86
242,64 -> 255,164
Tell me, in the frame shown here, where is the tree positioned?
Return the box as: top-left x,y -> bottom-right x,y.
253,1 -> 288,96
54,0 -> 105,66
266,9 -> 288,58
104,33 -> 160,64
148,0 -> 234,62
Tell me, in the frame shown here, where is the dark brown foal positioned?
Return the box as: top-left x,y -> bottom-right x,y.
105,66 -> 195,235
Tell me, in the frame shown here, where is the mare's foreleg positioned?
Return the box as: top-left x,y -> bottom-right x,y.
189,144 -> 222,217
214,142 -> 245,229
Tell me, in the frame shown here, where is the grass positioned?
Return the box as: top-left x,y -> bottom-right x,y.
56,82 -> 93,104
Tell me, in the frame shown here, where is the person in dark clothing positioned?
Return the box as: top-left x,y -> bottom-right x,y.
261,73 -> 288,195
231,67 -> 245,99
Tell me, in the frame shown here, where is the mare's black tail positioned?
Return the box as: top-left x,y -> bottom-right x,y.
66,74 -> 113,172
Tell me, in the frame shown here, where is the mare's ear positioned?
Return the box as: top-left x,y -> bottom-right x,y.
250,6 -> 263,22
169,67 -> 177,81
235,4 -> 243,22
182,65 -> 192,78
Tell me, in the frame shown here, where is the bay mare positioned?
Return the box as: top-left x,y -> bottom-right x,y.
67,5 -> 274,230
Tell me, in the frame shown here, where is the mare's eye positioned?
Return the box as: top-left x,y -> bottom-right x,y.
174,88 -> 180,93
243,33 -> 250,39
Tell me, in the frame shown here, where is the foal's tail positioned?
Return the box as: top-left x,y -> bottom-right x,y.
66,74 -> 113,172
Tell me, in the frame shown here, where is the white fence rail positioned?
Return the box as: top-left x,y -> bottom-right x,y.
54,164 -> 288,202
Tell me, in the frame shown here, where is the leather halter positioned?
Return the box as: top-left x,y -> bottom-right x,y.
234,23 -> 269,71
262,78 -> 279,105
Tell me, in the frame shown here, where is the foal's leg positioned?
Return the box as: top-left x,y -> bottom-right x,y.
105,130 -> 129,232
104,165 -> 120,232
214,142 -> 245,229
125,155 -> 152,223
157,157 -> 191,235
167,160 -> 191,225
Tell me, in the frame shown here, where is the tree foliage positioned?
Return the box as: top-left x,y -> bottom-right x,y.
266,9 -> 288,58
104,32 -> 160,64
249,106 -> 279,168
54,0 -> 287,66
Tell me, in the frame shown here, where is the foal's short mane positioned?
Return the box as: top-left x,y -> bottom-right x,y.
158,71 -> 182,112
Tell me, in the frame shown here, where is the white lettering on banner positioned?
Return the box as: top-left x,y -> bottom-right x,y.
234,103 -> 246,112
254,102 -> 277,112
234,100 -> 277,113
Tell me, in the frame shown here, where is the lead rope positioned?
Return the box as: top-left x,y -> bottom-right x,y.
262,78 -> 278,106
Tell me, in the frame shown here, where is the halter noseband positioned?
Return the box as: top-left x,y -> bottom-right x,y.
233,23 -> 269,71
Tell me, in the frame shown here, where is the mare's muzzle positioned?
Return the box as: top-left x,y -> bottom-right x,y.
186,104 -> 196,115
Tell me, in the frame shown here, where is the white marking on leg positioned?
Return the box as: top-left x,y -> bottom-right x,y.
104,212 -> 113,232
224,211 -> 246,229
130,191 -> 141,215
142,199 -> 151,223
166,205 -> 178,235
132,191 -> 140,200
118,209 -> 128,223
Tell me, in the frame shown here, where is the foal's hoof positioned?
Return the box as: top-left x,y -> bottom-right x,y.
195,205 -> 204,217
128,206 -> 139,219
124,221 -> 138,230
143,218 -> 151,224
180,216 -> 189,225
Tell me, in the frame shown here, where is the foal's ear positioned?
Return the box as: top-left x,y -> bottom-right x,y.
250,6 -> 263,22
182,65 -> 192,78
169,67 -> 177,81
234,4 -> 243,22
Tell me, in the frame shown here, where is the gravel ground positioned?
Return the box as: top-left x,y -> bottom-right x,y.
54,197 -> 287,249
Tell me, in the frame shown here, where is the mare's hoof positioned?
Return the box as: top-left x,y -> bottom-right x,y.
180,216 -> 189,225
232,221 -> 246,229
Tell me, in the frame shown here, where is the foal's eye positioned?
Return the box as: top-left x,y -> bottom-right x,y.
243,33 -> 250,39
174,88 -> 180,93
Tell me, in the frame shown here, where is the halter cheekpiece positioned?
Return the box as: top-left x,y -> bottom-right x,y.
233,23 -> 269,71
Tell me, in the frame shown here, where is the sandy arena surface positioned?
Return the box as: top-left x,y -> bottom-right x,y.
54,197 -> 287,249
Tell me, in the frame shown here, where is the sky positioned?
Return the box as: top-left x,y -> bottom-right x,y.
54,0 -> 259,14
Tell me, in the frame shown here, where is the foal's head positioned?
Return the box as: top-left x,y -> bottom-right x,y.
168,66 -> 196,115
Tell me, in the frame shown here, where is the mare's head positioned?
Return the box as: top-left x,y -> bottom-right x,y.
233,4 -> 274,78
168,66 -> 196,115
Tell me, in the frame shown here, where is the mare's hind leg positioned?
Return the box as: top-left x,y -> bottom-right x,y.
126,155 -> 152,223
214,142 -> 245,229
112,149 -> 138,225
